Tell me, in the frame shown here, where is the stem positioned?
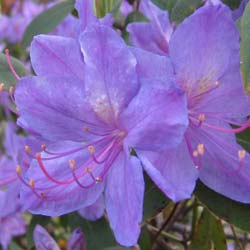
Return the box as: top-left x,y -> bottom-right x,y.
230,224 -> 244,250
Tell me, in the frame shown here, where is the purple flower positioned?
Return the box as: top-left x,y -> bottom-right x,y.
136,4 -> 250,203
0,191 -> 26,250
34,225 -> 86,250
15,21 -> 188,246
127,0 -> 173,55
120,1 -> 133,16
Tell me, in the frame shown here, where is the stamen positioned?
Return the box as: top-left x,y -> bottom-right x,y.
193,150 -> 198,157
29,178 -> 35,189
197,144 -> 204,155
0,83 -> 4,91
83,127 -> 89,132
8,86 -> 15,103
198,114 -> 206,122
25,145 -> 31,154
69,159 -> 76,169
238,150 -> 246,161
215,81 -> 220,87
95,176 -> 102,183
41,144 -> 46,151
5,49 -> 20,80
88,145 -> 95,154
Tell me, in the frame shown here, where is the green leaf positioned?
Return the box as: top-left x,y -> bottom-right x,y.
143,173 -> 170,221
125,11 -> 149,25
222,0 -> 241,10
151,0 -> 176,11
60,213 -> 115,250
195,181 -> 250,232
236,128 -> 250,152
26,215 -> 51,250
189,208 -> 226,250
171,0 -> 203,23
0,53 -> 27,86
240,2 -> 250,94
22,0 -> 75,48
95,0 -> 122,17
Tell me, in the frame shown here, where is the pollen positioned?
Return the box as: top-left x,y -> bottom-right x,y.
0,83 -> 4,91
238,150 -> 246,161
9,86 -> 14,95
88,145 -> 95,154
29,179 -> 35,188
69,159 -> 76,169
83,127 -> 89,132
86,166 -> 92,173
197,144 -> 205,155
25,145 -> 31,154
215,81 -> 220,87
198,114 -> 206,122
96,176 -> 102,183
16,165 -> 21,174
41,144 -> 46,151
41,192 -> 46,199
58,239 -> 67,249
193,150 -> 198,157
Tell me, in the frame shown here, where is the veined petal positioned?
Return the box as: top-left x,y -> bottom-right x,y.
105,152 -> 144,246
188,124 -> 250,203
130,47 -> 173,80
137,140 -> 198,202
127,0 -> 172,55
30,35 -> 85,79
169,4 -> 239,97
67,228 -> 86,250
33,225 -> 60,250
122,80 -> 188,151
78,195 -> 104,221
79,24 -> 139,123
20,141 -> 104,216
15,75 -> 108,142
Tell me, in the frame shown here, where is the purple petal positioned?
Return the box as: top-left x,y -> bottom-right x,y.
33,225 -> 60,250
127,0 -> 172,55
30,35 -> 84,79
75,0 -> 97,31
15,75 -> 108,142
137,140 -> 198,201
121,81 -> 188,151
20,141 -> 104,216
67,228 -> 86,250
105,152 -> 144,246
169,4 -> 238,94
78,195 -> 104,221
188,124 -> 250,203
0,213 -> 26,250
130,47 -> 173,80
79,24 -> 139,123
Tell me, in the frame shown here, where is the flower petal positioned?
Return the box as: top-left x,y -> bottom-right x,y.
33,225 -> 60,250
30,35 -> 85,79
78,195 -> 104,221
122,80 -> 188,151
127,0 -> 172,55
20,141 -> 104,216
105,152 -> 144,246
67,228 -> 86,250
130,47 -> 173,80
169,4 -> 238,95
137,140 -> 198,201
15,75 -> 108,142
188,124 -> 250,203
79,24 -> 139,123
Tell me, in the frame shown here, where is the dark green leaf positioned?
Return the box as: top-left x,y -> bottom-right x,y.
171,0 -> 203,23
0,53 -> 27,86
151,0 -> 176,11
240,2 -> 250,94
195,181 -> 250,232
22,0 -> 75,48
236,128 -> 250,152
26,215 -> 50,250
125,11 -> 149,25
189,208 -> 226,250
143,173 -> 170,221
222,0 -> 241,10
